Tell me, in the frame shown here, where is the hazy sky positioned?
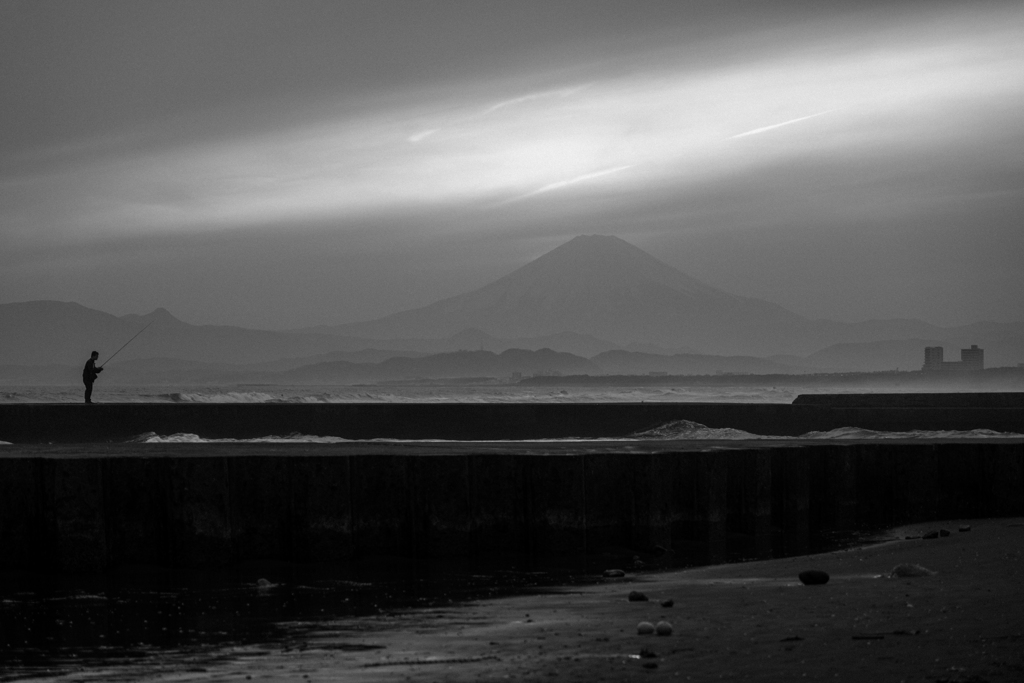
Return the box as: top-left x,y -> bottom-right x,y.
2,0 -> 1022,329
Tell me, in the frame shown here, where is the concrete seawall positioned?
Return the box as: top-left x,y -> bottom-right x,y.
2,441 -> 1021,573
2,397 -> 1023,443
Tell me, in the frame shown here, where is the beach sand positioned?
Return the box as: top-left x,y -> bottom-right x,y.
171,517 -> 1023,683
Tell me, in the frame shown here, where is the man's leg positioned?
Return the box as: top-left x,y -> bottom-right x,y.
84,382 -> 93,403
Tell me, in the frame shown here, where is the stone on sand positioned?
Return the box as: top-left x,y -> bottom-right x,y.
798,570 -> 829,585
891,563 -> 937,578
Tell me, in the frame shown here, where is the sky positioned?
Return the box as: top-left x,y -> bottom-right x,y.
2,0 -> 1023,330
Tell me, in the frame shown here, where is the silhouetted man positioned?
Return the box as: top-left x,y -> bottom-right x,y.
83,351 -> 103,403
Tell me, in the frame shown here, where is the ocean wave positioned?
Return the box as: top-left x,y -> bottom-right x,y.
630,420 -> 767,440
799,426 -> 1020,439
142,386 -> 802,404
633,421 -> 1023,440
132,432 -> 352,444
127,420 -> 1024,444
166,391 -> 279,403
0,384 -> 806,404
634,421 -> 1023,440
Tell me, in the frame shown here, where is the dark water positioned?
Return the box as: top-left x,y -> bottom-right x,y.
0,556 -> 600,682
0,530 -> 887,682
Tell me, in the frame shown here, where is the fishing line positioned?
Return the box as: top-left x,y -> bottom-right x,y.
100,321 -> 154,368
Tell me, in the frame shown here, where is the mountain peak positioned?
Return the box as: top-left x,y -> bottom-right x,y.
331,234 -> 789,350
560,234 -> 634,247
333,233 -> 930,355
120,307 -> 185,327
146,307 -> 178,321
500,234 -> 715,300
537,234 -> 650,262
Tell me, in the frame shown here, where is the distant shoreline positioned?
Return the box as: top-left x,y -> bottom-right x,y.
520,366 -> 1024,389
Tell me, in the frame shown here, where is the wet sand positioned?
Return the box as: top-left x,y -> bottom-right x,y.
112,517 -> 1023,683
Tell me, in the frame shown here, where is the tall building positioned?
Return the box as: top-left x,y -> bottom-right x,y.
961,345 -> 984,371
922,345 -> 984,372
923,346 -> 944,371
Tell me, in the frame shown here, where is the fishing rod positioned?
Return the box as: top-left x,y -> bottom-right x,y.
100,321 -> 154,368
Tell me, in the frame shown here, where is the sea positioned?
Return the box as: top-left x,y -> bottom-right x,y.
1,382 -> 804,405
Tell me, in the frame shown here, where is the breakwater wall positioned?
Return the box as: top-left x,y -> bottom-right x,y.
1,441 -> 1021,573
2,395 -> 1023,443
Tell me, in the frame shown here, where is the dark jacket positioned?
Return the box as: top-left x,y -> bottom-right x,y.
83,358 -> 102,383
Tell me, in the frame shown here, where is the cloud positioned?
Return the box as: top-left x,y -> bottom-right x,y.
408,129 -> 439,143
477,85 -> 591,117
499,165 -> 634,204
731,110 -> 837,139
407,85 -> 590,144
3,4 -> 1023,246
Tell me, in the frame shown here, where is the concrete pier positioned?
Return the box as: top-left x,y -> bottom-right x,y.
2,397 -> 1021,573
1,395 -> 1023,443
1,440 -> 1021,573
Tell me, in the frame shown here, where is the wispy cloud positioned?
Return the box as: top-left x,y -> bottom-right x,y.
731,110 -> 837,139
478,85 -> 591,116
407,85 -> 590,144
4,6 -> 1023,241
500,165 -> 634,204
407,129 -> 439,143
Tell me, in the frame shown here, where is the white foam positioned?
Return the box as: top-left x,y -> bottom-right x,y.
127,420 -> 1024,444
631,419 -> 767,440
632,421 -> 1023,440
169,391 -> 278,403
800,426 -> 1019,439
133,432 -> 353,444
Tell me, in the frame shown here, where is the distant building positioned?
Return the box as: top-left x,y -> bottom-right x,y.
960,345 -> 984,371
923,346 -> 944,371
922,345 -> 984,372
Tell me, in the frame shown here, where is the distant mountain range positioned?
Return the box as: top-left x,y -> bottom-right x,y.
322,235 -> 1023,359
1,235 -> 1021,385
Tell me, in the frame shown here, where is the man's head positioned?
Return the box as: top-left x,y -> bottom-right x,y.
91,351 -> 99,359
